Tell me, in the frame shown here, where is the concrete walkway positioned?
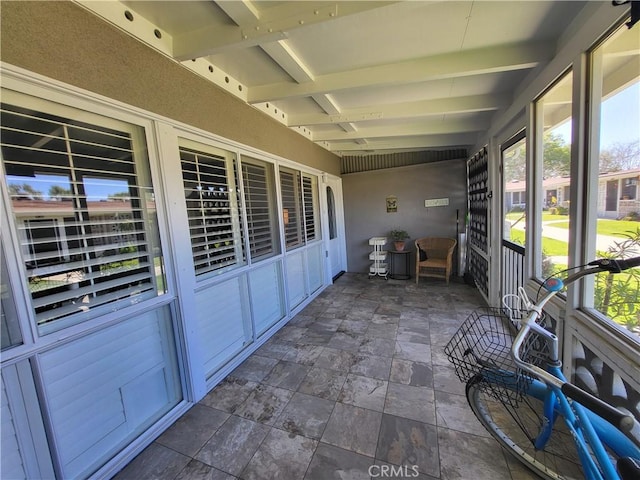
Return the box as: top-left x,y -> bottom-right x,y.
508,220 -> 638,255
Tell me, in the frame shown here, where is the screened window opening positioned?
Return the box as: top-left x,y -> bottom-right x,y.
241,156 -> 279,261
279,168 -> 320,251
1,103 -> 165,332
585,20 -> 640,340
180,144 -> 244,276
502,134 -> 527,247
534,70 -> 573,280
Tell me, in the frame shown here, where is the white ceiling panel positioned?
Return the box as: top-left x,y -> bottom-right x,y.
83,0 -> 592,158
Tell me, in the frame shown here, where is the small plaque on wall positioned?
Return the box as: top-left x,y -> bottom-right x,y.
386,195 -> 397,212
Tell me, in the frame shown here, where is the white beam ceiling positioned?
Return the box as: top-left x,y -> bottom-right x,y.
173,2 -> 398,60
287,93 -> 508,127
76,0 -> 584,157
247,42 -> 552,103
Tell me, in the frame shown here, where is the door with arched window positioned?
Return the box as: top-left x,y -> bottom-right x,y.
324,177 -> 346,280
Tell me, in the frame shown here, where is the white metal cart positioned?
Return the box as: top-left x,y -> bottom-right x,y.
368,236 -> 388,279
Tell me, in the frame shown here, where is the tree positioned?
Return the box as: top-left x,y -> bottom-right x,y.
594,228 -> 640,334
599,140 -> 640,173
542,132 -> 571,178
49,185 -> 72,201
8,183 -> 43,200
502,132 -> 572,184
108,192 -> 131,201
503,144 -> 527,183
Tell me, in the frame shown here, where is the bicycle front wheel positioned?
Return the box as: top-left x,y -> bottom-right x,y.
466,375 -> 585,480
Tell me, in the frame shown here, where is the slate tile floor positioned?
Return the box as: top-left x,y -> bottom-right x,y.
115,274 -> 538,480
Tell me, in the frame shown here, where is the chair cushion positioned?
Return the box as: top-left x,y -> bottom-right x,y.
419,258 -> 447,268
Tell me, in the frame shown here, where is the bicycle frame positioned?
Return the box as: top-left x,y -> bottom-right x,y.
507,261 -> 640,480
477,362 -> 639,480
523,369 -> 638,480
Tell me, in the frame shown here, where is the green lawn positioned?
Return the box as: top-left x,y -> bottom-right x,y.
507,213 -> 639,332
509,230 -> 568,256
506,212 -> 566,223
506,212 -> 639,239
549,219 -> 639,237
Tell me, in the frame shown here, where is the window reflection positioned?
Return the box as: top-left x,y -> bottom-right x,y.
1,102 -> 165,332
503,135 -> 527,246
586,21 -> 640,338
535,71 -> 573,279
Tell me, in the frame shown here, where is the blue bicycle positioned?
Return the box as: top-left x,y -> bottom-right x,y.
445,257 -> 640,480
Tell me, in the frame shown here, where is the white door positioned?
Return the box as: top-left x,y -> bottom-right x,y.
324,176 -> 346,280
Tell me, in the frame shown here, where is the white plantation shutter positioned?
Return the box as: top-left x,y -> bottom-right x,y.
195,276 -> 252,376
307,243 -> 324,293
302,174 -> 317,242
241,157 -> 279,260
280,168 -> 303,250
250,261 -> 284,335
38,308 -> 181,479
279,168 -> 320,251
1,103 -> 164,330
1,375 -> 26,479
285,250 -> 307,308
180,145 -> 244,275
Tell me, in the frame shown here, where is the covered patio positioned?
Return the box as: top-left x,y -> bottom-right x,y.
114,274 -> 536,480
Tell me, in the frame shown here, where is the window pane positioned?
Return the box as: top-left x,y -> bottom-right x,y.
587,22 -> 640,339
279,168 -> 320,251
241,156 -> 279,260
302,174 -> 319,242
501,133 -> 527,300
280,168 -> 303,250
503,135 -> 527,246
180,144 -> 244,276
1,103 -> 166,332
1,245 -> 22,350
327,186 -> 337,240
535,71 -> 573,279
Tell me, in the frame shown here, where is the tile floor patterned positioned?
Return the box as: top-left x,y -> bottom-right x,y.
114,274 -> 539,480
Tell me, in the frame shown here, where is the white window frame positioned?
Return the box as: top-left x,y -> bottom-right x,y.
239,154 -> 280,263
178,137 -> 244,279
0,73 -> 177,358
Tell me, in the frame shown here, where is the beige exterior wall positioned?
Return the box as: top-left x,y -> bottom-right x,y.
342,160 -> 468,274
0,1 -> 341,176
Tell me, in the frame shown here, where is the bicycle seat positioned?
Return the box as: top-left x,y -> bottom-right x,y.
617,457 -> 640,480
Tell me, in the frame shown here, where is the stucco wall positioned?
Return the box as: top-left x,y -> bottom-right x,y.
343,160 -> 468,274
0,1 -> 341,176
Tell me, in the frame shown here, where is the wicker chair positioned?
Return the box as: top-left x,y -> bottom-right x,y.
415,237 -> 457,284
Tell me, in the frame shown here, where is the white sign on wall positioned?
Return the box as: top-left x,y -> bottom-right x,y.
424,198 -> 449,207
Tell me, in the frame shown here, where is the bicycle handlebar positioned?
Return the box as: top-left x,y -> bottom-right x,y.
561,383 -> 635,433
588,256 -> 640,274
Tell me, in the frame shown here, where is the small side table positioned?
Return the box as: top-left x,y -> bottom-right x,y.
389,250 -> 411,280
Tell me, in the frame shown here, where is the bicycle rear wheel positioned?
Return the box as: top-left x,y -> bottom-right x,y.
466,375 -> 585,480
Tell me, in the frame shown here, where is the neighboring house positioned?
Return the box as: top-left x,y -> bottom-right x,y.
504,168 -> 640,218
504,179 -> 526,211
598,168 -> 640,218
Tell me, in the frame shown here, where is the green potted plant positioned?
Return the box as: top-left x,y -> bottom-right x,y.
389,229 -> 410,251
